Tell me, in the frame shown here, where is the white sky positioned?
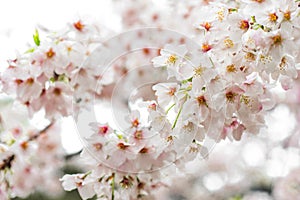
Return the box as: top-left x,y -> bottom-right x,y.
0,0 -> 119,66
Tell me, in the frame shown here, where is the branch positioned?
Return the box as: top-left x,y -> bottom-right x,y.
28,121 -> 54,142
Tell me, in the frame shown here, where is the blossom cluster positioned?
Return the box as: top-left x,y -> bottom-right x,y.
0,17 -> 112,200
1,20 -> 111,120
0,97 -> 64,199
59,0 -> 300,199
0,0 -> 300,199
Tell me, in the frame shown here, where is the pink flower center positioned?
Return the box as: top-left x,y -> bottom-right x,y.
202,43 -> 212,52
117,142 -> 129,150
201,22 -> 211,31
134,130 -> 143,140
99,126 -> 108,135
239,20 -> 249,30
131,118 -> 140,128
197,95 -> 207,106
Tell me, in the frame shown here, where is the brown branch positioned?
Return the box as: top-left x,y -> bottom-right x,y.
28,121 -> 54,142
0,154 -> 15,171
0,122 -> 55,171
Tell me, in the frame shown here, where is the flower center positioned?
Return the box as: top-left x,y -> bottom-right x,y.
53,88 -> 62,96
226,91 -> 236,103
20,141 -> 29,150
272,34 -> 282,45
241,95 -> 251,105
15,79 -> 23,85
194,66 -> 205,76
167,55 -> 177,64
279,56 -> 287,71
134,130 -> 143,140
148,103 -> 157,110
197,95 -> 207,106
202,43 -> 212,52
189,145 -> 199,153
217,9 -> 225,21
139,147 -> 149,154
269,13 -> 278,22
120,176 -> 133,188
67,46 -> 72,52
74,21 -> 84,31
93,143 -> 103,150
245,52 -> 256,61
224,38 -> 234,48
239,20 -> 249,30
226,64 -> 237,73
284,11 -> 291,21
117,142 -> 129,150
166,135 -> 174,142
26,78 -> 34,85
260,54 -> 272,64
168,87 -> 176,96
201,22 -> 211,31
99,126 -> 108,135
46,48 -> 55,59
183,122 -> 194,133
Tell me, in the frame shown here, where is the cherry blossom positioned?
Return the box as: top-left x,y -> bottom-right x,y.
0,0 -> 300,199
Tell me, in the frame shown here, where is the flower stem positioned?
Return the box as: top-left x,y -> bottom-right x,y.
209,57 -> 215,68
111,173 -> 115,200
165,103 -> 176,114
82,171 -> 91,179
172,105 -> 183,129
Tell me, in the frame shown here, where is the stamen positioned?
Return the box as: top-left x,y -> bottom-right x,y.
197,95 -> 207,106
269,13 -> 278,22
224,38 -> 234,48
46,48 -> 55,59
226,64 -> 237,73
194,66 -> 205,76
167,55 -> 177,64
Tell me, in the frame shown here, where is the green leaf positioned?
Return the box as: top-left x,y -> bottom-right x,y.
33,29 -> 40,46
181,77 -> 193,84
